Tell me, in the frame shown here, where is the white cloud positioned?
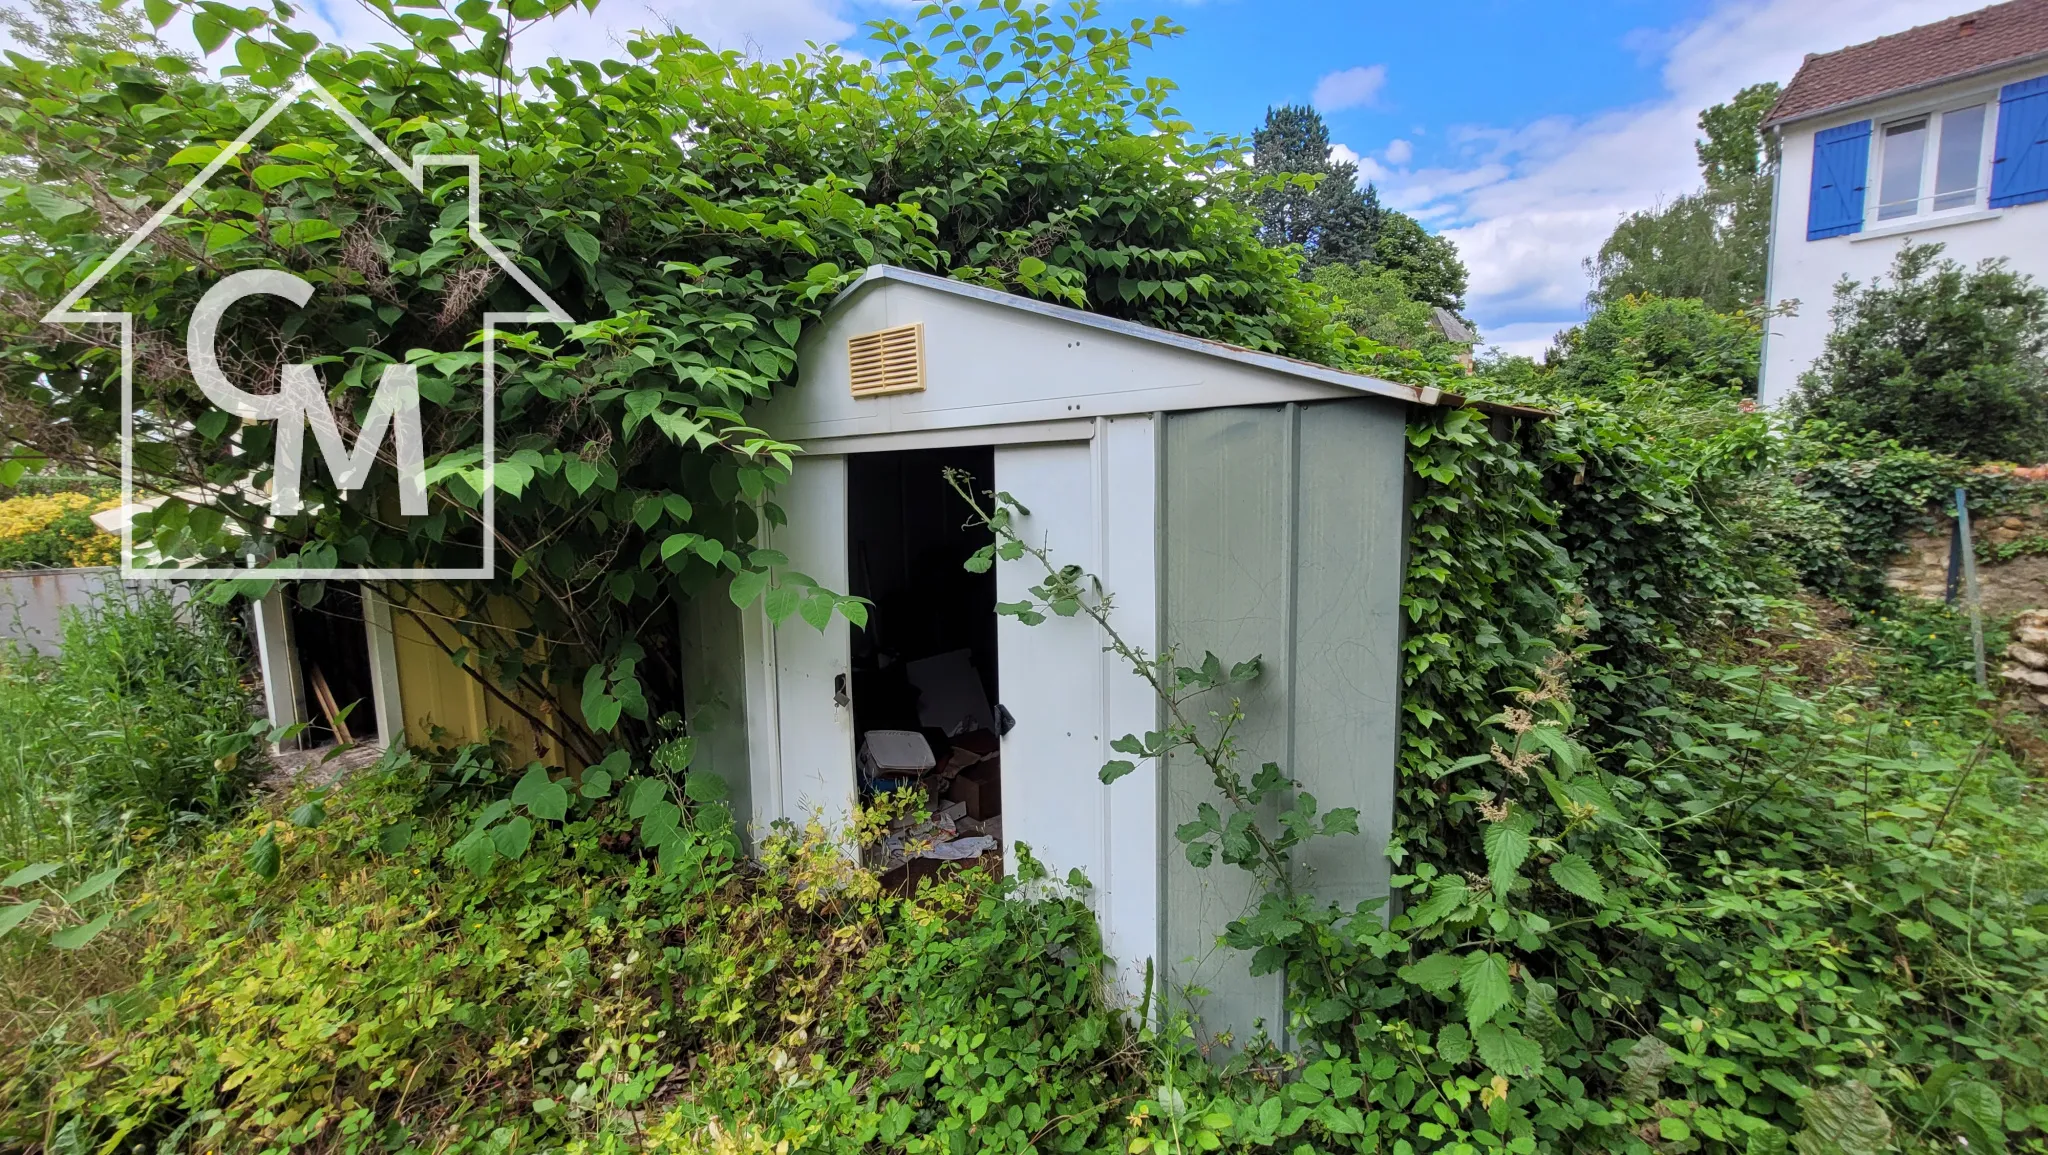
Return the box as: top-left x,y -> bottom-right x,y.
1384,138 -> 1413,165
144,0 -> 852,70
1479,320 -> 1574,361
1374,0 -> 1990,337
1312,64 -> 1387,112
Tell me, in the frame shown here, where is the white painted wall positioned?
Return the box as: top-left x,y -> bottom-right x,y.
1763,60 -> 2048,404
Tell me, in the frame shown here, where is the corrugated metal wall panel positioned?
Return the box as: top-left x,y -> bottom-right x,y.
1291,402 -> 1406,916
1161,398 -> 1406,1049
1162,405 -> 1293,1046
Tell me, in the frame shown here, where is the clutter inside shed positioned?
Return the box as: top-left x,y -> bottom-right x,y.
845,447 -> 1005,885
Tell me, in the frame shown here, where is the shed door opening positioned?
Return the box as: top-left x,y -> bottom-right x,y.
288,583 -> 378,748
846,446 -> 1003,885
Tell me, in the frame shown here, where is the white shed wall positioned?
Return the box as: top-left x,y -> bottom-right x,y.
992,416 -> 1161,1004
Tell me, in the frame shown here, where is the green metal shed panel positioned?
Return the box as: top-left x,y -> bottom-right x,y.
1161,399 -> 1407,1049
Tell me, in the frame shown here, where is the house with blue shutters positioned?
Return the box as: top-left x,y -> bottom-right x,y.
1760,0 -> 2048,404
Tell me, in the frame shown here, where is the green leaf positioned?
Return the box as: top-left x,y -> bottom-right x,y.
246,829 -> 280,880
0,900 -> 41,937
764,582 -> 801,624
1792,1081 -> 1894,1155
580,769 -> 615,799
626,777 -> 668,819
1946,1080 -> 2005,1153
1474,1022 -> 1543,1078
510,763 -> 553,807
1398,951 -> 1462,994
682,773 -> 729,803
456,830 -> 497,876
166,143 -> 227,166
1458,950 -> 1513,1027
798,589 -> 835,631
529,781 -> 570,822
61,865 -> 125,905
1099,759 -> 1136,784
250,163 -> 321,190
191,10 -> 229,52
491,816 -> 535,860
1482,819 -> 1531,894
1435,1022 -> 1472,1064
562,224 -> 601,266
378,820 -> 414,855
1547,854 -> 1606,905
289,797 -> 326,828
50,912 -> 114,950
23,185 -> 86,222
1,863 -> 61,889
273,219 -> 342,246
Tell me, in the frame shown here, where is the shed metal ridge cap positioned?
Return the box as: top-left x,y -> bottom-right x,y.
1762,48 -> 2048,129
1438,392 -> 1554,420
826,264 -> 1437,407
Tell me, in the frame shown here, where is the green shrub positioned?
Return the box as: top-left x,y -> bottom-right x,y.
10,749 -> 1140,1155
1546,294 -> 1761,398
0,492 -> 117,570
0,590 -> 260,864
1792,242 -> 2048,463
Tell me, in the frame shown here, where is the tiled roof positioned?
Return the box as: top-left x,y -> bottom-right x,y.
1765,0 -> 2048,127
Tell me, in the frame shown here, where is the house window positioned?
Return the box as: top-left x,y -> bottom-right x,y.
1876,103 -> 1991,220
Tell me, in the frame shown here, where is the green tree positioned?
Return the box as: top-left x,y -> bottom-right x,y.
1792,243 -> 2048,462
1547,294 -> 1760,398
1309,261 -> 1467,362
1587,81 -> 1780,312
1247,103 -> 1382,268
1371,210 -> 1467,312
0,0 -> 1423,767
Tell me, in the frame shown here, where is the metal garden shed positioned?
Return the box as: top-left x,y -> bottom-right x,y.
682,265 -> 1492,1044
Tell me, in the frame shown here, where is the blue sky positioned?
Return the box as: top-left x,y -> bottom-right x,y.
270,0 -> 1995,354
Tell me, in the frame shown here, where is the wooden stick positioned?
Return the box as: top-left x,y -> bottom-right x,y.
1956,486 -> 1988,689
306,663 -> 355,745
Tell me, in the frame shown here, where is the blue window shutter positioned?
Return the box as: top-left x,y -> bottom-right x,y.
1807,121 -> 1870,240
1991,75 -> 2048,208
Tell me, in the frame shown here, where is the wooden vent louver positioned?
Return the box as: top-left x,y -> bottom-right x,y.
847,322 -> 925,397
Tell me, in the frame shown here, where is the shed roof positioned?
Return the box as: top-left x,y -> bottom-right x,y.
804,266 -> 1541,422
1764,0 -> 2048,127
831,266 -> 1433,404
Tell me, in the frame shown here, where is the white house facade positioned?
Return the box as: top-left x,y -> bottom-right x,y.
1761,1 -> 2048,405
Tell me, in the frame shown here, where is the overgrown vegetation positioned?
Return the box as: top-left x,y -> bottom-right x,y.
0,591 -> 258,868
0,492 -> 119,569
1791,243 -> 2048,463
1,1 -> 2047,1153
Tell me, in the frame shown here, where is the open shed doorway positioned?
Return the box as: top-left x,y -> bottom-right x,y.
287,583 -> 379,749
846,446 -> 1004,887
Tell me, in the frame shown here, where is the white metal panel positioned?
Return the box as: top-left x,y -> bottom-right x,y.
742,454 -> 857,842
361,587 -> 403,749
995,427 -> 1161,1006
1095,416 -> 1163,1007
253,588 -> 303,749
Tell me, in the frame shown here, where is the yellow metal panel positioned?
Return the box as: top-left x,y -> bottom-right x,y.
385,586 -> 572,766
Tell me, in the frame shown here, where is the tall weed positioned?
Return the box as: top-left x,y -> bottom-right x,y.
0,590 -> 260,865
